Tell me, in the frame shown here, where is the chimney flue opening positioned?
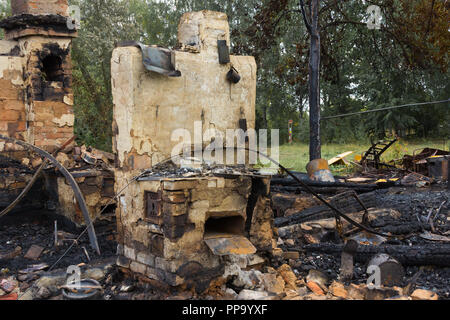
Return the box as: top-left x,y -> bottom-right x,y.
42,54 -> 63,82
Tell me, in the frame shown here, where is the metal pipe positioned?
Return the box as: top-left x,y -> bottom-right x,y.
447,155 -> 450,190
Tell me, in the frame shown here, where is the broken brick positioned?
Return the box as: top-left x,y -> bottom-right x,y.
24,245 -> 44,260
329,281 -> 348,299
306,281 -> 325,296
347,283 -> 367,300
411,289 -> 439,300
277,264 -> 298,291
0,279 -> 17,293
0,292 -> 18,300
282,251 -> 300,260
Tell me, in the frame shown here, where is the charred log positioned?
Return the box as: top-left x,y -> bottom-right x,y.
303,243 -> 450,267
270,177 -> 378,190
272,185 -> 376,194
275,191 -> 378,227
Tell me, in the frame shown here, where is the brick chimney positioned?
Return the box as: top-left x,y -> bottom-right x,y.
11,0 -> 69,16
0,0 -> 76,41
0,0 -> 77,152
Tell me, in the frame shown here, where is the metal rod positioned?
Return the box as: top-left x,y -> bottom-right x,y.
447,155 -> 450,190
322,99 -> 449,120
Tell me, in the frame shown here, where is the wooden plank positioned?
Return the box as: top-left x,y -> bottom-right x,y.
328,151 -> 353,166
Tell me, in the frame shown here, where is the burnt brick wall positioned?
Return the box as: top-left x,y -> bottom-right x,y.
0,41 -> 27,155
24,41 -> 75,152
0,40 -> 75,153
0,80 -> 26,143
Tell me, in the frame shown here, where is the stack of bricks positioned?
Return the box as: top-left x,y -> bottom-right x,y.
112,11 -> 273,288
54,172 -> 115,227
30,100 -> 74,151
11,0 -> 68,16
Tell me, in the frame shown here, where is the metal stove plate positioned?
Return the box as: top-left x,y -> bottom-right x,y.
204,234 -> 257,256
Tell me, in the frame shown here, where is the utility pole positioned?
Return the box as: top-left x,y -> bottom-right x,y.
300,0 -> 321,161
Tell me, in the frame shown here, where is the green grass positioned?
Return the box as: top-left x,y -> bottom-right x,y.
277,139 -> 449,174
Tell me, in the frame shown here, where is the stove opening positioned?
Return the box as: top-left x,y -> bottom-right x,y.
204,216 -> 245,238
42,55 -> 63,82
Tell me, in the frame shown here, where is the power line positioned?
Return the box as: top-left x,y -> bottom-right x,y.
321,99 -> 449,120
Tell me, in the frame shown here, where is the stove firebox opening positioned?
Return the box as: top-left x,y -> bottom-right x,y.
204,215 -> 245,238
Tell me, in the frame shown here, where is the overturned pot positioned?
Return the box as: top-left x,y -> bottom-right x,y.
367,254 -> 404,287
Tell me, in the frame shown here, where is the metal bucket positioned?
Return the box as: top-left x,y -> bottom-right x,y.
227,67 -> 241,84
306,159 -> 335,182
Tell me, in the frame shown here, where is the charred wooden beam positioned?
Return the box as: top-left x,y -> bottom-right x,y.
272,185 -> 376,194
274,191 -> 378,227
303,243 -> 450,267
271,177 -> 378,189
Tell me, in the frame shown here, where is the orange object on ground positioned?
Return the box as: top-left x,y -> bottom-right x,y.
0,292 -> 18,300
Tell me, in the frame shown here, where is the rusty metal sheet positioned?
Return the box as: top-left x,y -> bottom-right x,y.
116,41 -> 181,77
145,191 -> 162,218
204,234 -> 256,256
349,231 -> 386,246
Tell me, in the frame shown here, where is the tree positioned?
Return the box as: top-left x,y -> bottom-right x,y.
0,0 -> 10,38
236,0 -> 449,144
69,0 -> 144,150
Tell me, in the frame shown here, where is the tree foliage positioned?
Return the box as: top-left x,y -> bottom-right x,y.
235,0 -> 449,143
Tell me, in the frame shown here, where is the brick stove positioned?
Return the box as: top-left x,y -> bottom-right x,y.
112,11 -> 275,288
